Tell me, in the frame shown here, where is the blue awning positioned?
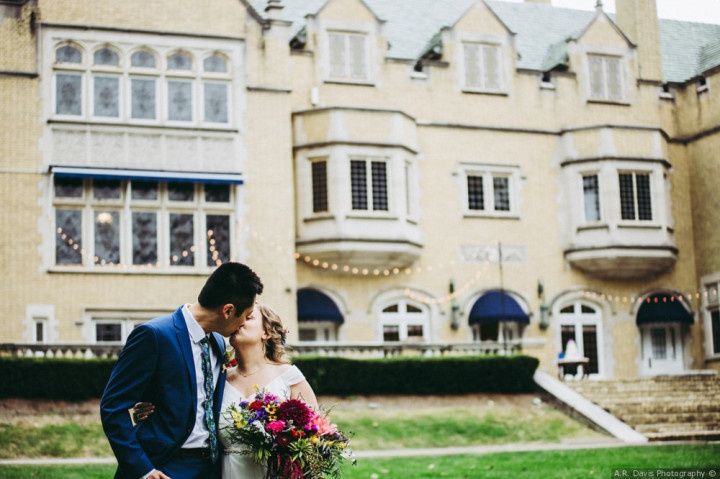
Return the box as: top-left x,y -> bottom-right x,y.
297,288 -> 344,323
637,293 -> 693,325
469,290 -> 529,324
51,166 -> 244,185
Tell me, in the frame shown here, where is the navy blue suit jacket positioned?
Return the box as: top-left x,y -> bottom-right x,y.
100,306 -> 227,478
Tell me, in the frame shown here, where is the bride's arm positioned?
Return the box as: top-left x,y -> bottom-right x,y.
290,380 -> 319,411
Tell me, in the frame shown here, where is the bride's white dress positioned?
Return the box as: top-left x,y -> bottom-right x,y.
219,365 -> 306,479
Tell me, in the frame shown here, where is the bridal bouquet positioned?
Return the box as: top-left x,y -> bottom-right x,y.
222,390 -> 355,479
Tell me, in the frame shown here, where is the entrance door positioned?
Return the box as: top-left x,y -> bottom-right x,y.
640,323 -> 684,375
558,301 -> 604,378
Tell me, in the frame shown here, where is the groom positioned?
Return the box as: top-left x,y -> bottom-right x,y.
101,262 -> 263,479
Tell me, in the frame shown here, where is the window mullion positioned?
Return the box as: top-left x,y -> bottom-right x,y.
366,160 -> 373,211
632,173 -> 640,221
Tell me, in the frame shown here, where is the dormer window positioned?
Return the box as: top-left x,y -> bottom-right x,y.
588,54 -> 624,102
463,42 -> 502,92
697,76 -> 708,94
327,31 -> 368,82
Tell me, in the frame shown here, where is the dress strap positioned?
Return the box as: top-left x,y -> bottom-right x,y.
281,365 -> 306,387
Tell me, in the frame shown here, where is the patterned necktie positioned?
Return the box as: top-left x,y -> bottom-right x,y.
199,336 -> 218,462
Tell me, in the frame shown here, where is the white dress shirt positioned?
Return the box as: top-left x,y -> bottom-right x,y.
181,304 -> 221,449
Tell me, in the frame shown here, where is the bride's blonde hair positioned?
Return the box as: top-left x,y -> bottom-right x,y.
258,304 -> 290,364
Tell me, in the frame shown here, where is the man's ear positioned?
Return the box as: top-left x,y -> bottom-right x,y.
222,303 -> 235,319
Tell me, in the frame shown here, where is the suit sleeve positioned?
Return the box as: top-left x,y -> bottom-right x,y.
100,324 -> 158,478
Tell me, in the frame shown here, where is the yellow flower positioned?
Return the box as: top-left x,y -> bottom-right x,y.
265,404 -> 277,415
310,436 -> 319,445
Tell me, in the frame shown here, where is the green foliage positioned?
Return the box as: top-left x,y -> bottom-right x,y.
0,358 -> 114,400
0,355 -> 538,400
293,355 -> 539,395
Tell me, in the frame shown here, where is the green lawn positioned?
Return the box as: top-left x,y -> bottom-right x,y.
0,402 -> 600,458
0,424 -> 111,459
334,408 -> 596,450
0,445 -> 718,478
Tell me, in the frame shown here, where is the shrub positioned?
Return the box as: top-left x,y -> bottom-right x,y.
0,355 -> 538,400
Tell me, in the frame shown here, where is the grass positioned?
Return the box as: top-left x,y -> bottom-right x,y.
0,397 -> 601,458
0,445 -> 718,478
333,407 -> 596,450
0,424 -> 111,459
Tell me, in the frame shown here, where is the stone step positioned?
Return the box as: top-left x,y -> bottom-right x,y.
596,402 -> 720,415
618,412 -> 720,426
573,383 -> 720,394
574,386 -> 720,395
634,421 -> 720,434
588,396 -> 719,408
645,430 -> 720,441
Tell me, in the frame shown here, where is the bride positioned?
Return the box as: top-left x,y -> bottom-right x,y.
220,304 -> 318,478
134,304 -> 318,478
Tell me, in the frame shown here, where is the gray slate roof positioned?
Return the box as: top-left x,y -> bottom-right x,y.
251,0 -> 720,83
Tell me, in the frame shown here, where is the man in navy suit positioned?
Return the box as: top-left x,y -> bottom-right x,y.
101,262 -> 263,479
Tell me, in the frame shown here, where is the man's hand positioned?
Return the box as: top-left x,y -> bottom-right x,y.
145,469 -> 171,479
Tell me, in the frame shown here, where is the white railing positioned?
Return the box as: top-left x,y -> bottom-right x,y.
0,341 -> 522,360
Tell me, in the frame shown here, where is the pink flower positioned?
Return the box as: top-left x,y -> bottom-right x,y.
265,420 -> 286,435
309,414 -> 337,436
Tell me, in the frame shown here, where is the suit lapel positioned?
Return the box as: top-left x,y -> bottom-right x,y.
173,307 -> 197,413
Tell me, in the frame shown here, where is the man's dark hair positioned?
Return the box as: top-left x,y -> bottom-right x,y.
198,262 -> 263,313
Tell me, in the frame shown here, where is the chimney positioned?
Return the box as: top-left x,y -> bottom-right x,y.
615,0 -> 663,82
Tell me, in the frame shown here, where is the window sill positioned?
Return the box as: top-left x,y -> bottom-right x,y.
577,223 -> 609,232
461,88 -> 509,97
587,99 -> 631,107
705,354 -> 720,363
48,118 -> 239,133
303,214 -> 335,223
463,212 -> 519,220
323,79 -> 376,87
659,92 -> 675,101
697,85 -> 709,95
540,82 -> 555,90
617,222 -> 663,230
345,213 -> 399,221
47,266 -> 213,276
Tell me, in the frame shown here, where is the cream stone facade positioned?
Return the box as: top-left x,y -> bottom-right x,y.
1,0 -> 719,379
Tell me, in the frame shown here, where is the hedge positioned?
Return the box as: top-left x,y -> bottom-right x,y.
0,355 -> 538,400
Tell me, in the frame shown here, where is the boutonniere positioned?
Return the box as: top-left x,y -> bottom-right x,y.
223,347 -> 238,372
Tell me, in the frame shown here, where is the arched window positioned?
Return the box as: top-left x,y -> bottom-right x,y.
468,290 -> 528,343
296,288 -> 343,342
557,300 -> 603,378
56,44 -> 82,64
54,44 -> 84,116
203,53 -> 228,73
129,49 -> 158,120
92,46 -> 121,118
130,49 -> 157,69
93,47 -> 119,67
379,299 -> 428,343
167,51 -> 193,71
